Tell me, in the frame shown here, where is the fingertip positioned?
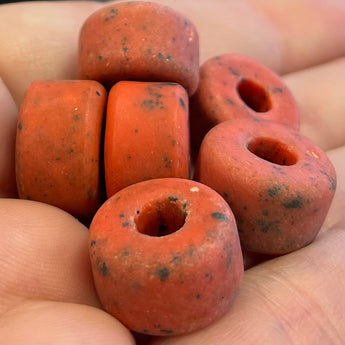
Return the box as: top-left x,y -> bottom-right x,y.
0,300 -> 136,345
0,199 -> 100,312
0,1 -> 105,106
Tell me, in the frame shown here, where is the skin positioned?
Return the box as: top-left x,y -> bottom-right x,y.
0,0 -> 343,344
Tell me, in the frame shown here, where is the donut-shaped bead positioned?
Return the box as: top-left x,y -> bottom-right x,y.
15,80 -> 107,220
78,1 -> 199,95
190,54 -> 300,157
89,178 -> 243,336
104,81 -> 190,198
194,118 -> 336,255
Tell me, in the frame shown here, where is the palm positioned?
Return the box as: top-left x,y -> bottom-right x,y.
0,1 -> 344,344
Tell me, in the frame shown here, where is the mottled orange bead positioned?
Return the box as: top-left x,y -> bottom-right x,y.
78,1 -> 199,95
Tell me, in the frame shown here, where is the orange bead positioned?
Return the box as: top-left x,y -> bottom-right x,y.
78,1 -> 199,95
89,178 -> 243,336
190,54 -> 300,159
195,118 -> 337,255
15,80 -> 107,221
104,81 -> 190,198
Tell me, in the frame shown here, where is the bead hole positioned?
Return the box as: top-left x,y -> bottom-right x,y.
136,198 -> 186,237
248,137 -> 297,166
237,79 -> 272,112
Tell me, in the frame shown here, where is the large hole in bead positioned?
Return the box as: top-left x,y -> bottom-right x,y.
237,79 -> 272,112
136,198 -> 186,237
248,137 -> 298,166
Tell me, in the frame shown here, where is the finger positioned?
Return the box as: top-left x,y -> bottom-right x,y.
0,199 -> 100,315
151,0 -> 344,73
283,58 -> 345,151
0,300 -> 135,344
1,0 -> 344,106
0,1 -> 103,106
245,0 -> 344,74
151,228 -> 344,344
0,78 -> 18,197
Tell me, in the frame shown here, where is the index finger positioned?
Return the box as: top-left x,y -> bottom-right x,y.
0,0 -> 343,105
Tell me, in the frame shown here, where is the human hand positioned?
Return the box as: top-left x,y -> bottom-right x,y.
0,1 -> 344,344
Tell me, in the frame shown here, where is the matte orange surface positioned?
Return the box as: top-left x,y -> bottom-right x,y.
190,54 -> 300,159
15,80 -> 107,220
195,118 -> 336,255
78,1 -> 199,95
104,81 -> 190,198
89,178 -> 244,336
